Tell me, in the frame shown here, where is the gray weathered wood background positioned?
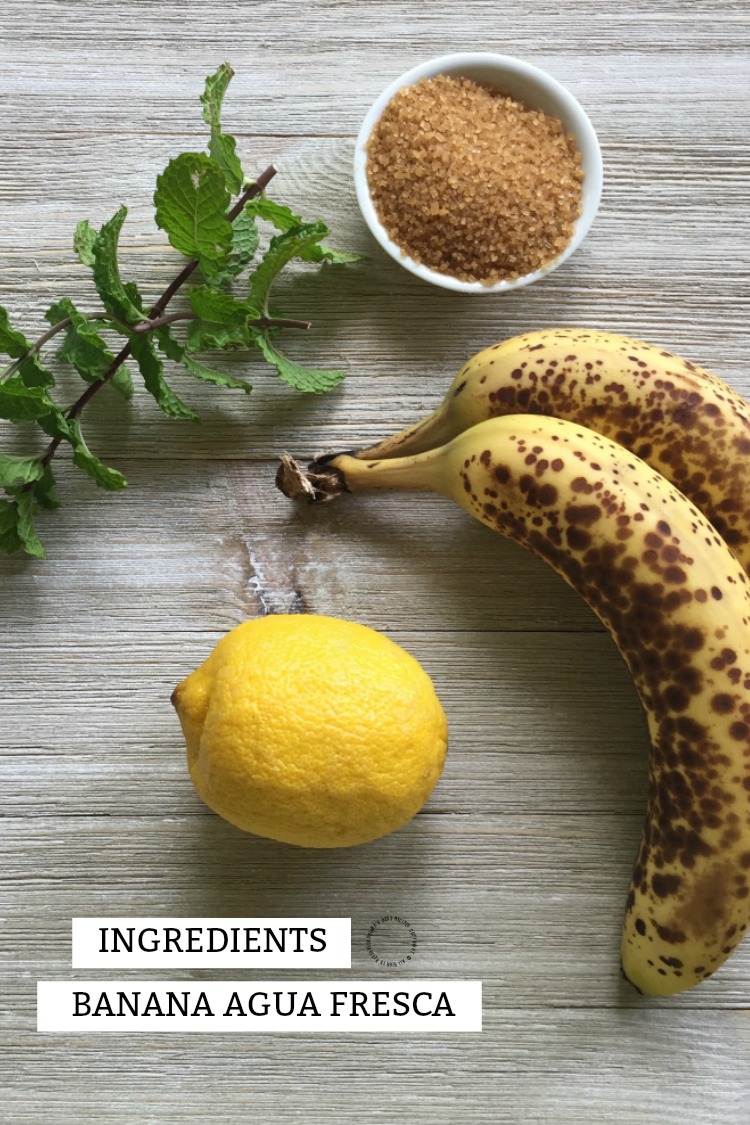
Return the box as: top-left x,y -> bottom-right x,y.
1,1 -> 749,1121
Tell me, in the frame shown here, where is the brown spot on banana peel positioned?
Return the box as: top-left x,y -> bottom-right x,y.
355,329 -> 750,573
325,415 -> 750,997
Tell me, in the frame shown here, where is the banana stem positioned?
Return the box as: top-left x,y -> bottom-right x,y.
276,447 -> 445,502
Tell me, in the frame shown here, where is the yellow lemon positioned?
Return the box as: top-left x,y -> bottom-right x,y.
171,614 -> 448,848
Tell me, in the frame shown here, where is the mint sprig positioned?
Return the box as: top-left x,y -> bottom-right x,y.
0,64 -> 359,558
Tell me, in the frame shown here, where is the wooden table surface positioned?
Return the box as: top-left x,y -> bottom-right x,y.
2,1 -> 749,1121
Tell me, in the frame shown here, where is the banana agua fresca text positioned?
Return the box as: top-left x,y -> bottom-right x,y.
71,989 -> 455,1019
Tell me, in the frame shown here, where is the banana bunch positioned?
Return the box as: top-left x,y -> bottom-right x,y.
276,330 -> 750,997
358,329 -> 750,573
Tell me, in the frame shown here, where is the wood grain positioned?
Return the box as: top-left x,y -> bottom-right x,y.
1,0 -> 749,1121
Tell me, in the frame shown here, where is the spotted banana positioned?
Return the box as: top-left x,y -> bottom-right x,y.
357,329 -> 750,572
278,415 -> 750,995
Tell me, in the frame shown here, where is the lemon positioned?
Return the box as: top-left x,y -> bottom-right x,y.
171,614 -> 448,848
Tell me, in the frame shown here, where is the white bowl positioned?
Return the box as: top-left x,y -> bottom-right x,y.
354,53 -> 604,294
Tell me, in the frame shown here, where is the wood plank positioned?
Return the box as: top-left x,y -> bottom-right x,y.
0,457 -> 607,629
2,1009 -> 748,1123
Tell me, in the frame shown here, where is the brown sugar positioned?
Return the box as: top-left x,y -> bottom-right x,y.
365,75 -> 585,284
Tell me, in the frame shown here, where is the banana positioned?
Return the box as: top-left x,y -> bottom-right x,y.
356,329 -> 750,572
279,415 -> 750,995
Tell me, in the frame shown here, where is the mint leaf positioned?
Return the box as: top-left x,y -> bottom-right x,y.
110,366 -> 134,399
36,405 -> 74,444
74,220 -> 97,267
230,205 -> 259,266
0,304 -> 30,358
181,353 -> 252,394
200,64 -> 244,195
0,452 -> 44,488
45,298 -> 132,399
200,63 -> 234,129
254,333 -> 345,394
0,305 -> 55,387
123,279 -> 145,310
112,285 -> 144,398
188,285 -> 250,324
154,324 -> 252,394
16,354 -> 56,389
250,221 -> 329,312
184,277 -> 263,352
32,385 -> 128,492
0,374 -> 56,423
246,197 -> 301,231
34,465 -> 61,510
0,499 -> 22,555
153,324 -> 185,363
14,490 -> 45,558
186,318 -> 250,352
67,418 -> 127,491
154,153 -> 232,281
308,244 -> 362,266
92,207 -> 144,324
209,205 -> 260,285
45,298 -> 114,380
130,333 -> 199,421
211,135 -> 243,197
246,198 -> 361,264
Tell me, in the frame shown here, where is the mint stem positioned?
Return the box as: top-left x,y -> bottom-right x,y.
132,312 -> 197,333
133,311 -> 311,334
30,164 -> 278,476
